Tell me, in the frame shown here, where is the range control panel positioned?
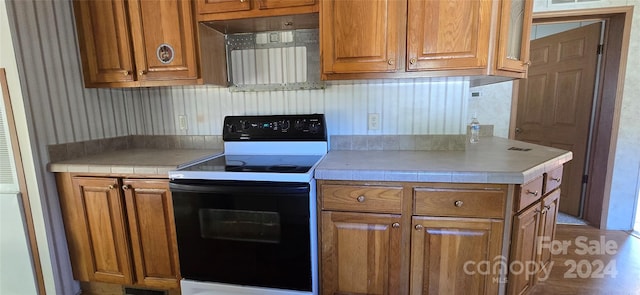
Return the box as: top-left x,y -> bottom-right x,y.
223,114 -> 327,141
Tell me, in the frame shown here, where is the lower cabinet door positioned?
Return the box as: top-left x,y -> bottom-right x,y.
410,217 -> 503,295
321,211 -> 402,295
123,179 -> 181,288
71,177 -> 134,285
537,189 -> 560,281
508,203 -> 541,295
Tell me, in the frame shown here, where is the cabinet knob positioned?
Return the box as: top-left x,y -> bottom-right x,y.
414,224 -> 423,231
409,58 -> 417,65
526,190 -> 539,197
524,60 -> 532,66
356,195 -> 365,202
107,184 -> 115,190
138,70 -> 147,76
122,184 -> 131,190
387,58 -> 395,65
392,222 -> 400,228
545,205 -> 551,210
454,200 -> 464,207
551,177 -> 561,183
123,70 -> 131,76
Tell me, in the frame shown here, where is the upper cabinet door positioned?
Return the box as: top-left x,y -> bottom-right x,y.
198,0 -> 252,14
128,0 -> 198,82
73,0 -> 135,86
406,0 -> 492,71
496,0 -> 533,73
321,0 -> 402,74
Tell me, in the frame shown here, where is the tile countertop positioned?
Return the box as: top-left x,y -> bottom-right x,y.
48,149 -> 223,176
314,137 -> 573,184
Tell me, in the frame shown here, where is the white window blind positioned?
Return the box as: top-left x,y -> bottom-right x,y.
0,88 -> 19,193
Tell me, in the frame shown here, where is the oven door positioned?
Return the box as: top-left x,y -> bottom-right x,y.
170,179 -> 312,292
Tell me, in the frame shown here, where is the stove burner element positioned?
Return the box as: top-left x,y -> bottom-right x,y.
267,165 -> 299,172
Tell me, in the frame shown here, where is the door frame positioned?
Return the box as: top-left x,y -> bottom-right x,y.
1,68 -> 45,293
510,6 -> 633,229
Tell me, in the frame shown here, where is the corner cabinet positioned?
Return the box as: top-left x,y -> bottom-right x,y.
55,173 -> 180,289
320,0 -> 533,81
73,0 -> 199,88
508,167 -> 562,295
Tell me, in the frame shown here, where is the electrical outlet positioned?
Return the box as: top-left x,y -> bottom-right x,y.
178,115 -> 187,130
368,113 -> 380,130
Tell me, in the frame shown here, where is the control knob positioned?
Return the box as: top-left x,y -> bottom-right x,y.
308,122 -> 321,134
294,119 -> 306,130
281,120 -> 290,132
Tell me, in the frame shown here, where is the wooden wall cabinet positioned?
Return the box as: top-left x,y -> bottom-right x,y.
318,181 -> 506,295
73,0 -> 199,88
197,0 -> 318,21
320,0 -> 533,83
56,173 -> 180,289
507,167 -> 562,294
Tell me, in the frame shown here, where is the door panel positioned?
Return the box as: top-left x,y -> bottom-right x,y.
321,0 -> 400,74
407,0 -> 491,70
72,177 -> 133,285
410,217 -> 502,295
516,23 -> 601,216
321,211 -> 402,295
129,0 -> 198,81
123,179 -> 180,288
73,0 -> 135,85
198,0 -> 252,14
257,0 -> 315,9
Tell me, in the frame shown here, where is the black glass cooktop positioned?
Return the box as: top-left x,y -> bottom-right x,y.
182,154 -> 323,174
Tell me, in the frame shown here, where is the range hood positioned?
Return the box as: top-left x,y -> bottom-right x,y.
198,14 -> 323,91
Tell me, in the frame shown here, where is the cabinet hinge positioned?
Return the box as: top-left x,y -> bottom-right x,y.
597,44 -> 604,55
582,175 -> 589,184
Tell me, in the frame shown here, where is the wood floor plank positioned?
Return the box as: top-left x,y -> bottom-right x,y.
530,224 -> 640,295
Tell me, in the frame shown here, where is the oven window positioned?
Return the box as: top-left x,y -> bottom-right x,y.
199,209 -> 281,243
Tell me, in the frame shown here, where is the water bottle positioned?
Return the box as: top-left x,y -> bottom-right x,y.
470,114 -> 480,144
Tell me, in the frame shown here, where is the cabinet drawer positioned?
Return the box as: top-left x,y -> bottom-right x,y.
321,185 -> 403,214
515,176 -> 544,212
544,166 -> 563,195
413,188 -> 506,219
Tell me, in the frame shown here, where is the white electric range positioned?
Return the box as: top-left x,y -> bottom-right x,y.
169,114 -> 327,295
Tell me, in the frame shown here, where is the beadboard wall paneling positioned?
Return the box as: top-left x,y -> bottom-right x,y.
135,78 -> 470,137
10,0 -> 130,145
6,1 -> 135,294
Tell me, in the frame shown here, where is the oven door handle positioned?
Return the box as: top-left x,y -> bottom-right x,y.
169,182 -> 310,195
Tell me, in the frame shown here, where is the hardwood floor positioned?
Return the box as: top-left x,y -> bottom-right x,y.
530,224 -> 640,295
